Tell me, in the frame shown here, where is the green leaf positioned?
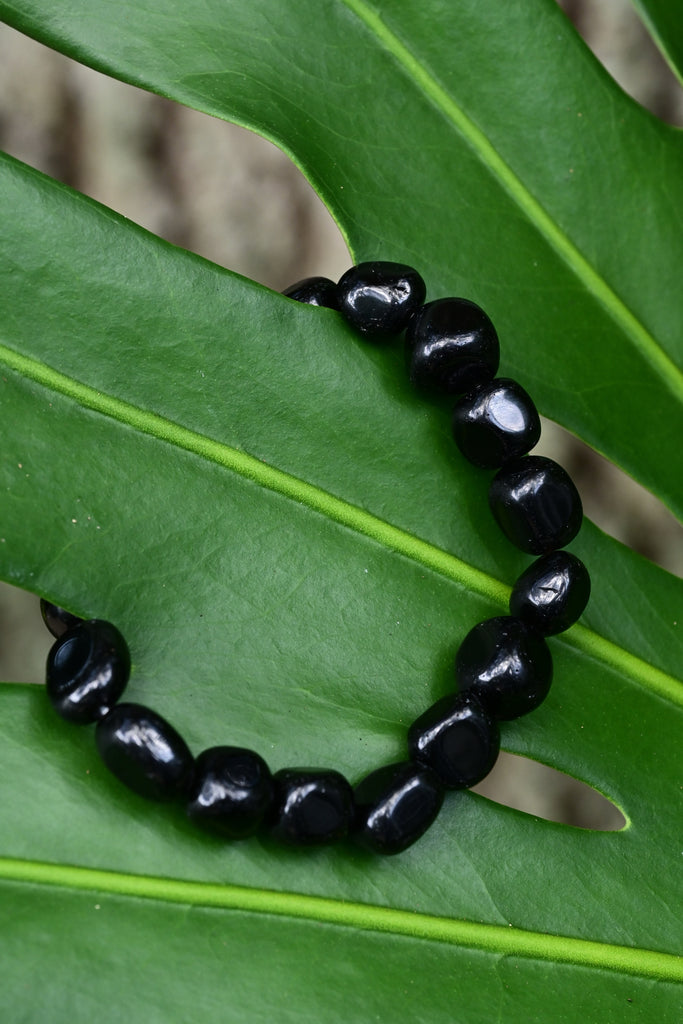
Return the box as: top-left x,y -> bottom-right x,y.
0,1 -> 682,1021
0,147 -> 681,1021
3,0 -> 683,516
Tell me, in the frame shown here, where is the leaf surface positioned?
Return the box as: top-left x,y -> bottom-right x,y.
0,150 -> 681,1021
2,0 -> 683,515
0,1 -> 682,1021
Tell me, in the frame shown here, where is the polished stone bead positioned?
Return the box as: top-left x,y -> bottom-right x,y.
187,746 -> 274,839
269,767 -> 353,845
509,551 -> 591,635
452,377 -> 541,468
405,297 -> 499,396
408,692 -> 500,789
353,761 -> 444,855
40,599 -> 83,639
95,702 -> 194,801
282,275 -> 339,309
337,261 -> 426,340
489,455 -> 583,554
455,616 -> 553,720
45,619 -> 130,724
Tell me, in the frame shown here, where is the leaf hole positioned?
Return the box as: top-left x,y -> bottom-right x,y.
0,584 -> 52,684
471,751 -> 626,831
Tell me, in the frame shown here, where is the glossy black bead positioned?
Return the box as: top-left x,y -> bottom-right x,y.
187,746 -> 274,839
408,692 -> 500,789
336,261 -> 426,340
95,702 -> 194,801
40,599 -> 83,639
509,551 -> 591,636
45,619 -> 130,724
452,377 -> 541,468
489,455 -> 583,554
405,297 -> 500,396
282,275 -> 339,309
353,761 -> 444,855
269,767 -> 353,845
455,616 -> 553,721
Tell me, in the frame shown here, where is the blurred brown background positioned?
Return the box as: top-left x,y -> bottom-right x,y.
0,0 -> 681,828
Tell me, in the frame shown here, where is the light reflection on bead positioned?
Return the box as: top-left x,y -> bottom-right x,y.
187,746 -> 274,838
489,456 -> 582,553
337,262 -> 426,340
455,616 -> 553,720
270,767 -> 353,845
452,378 -> 541,468
408,692 -> 500,788
405,297 -> 500,395
46,620 -> 130,724
353,761 -> 444,854
95,703 -> 194,801
510,550 -> 591,635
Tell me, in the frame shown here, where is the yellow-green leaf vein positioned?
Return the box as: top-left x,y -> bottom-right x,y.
0,339 -> 680,708
1,857 -> 681,983
341,0 -> 683,402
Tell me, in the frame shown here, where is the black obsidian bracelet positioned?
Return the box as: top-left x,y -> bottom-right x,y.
41,261 -> 590,855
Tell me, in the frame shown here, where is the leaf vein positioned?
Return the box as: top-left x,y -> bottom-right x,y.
339,0 -> 683,401
0,340 -> 680,706
1,857 -> 680,983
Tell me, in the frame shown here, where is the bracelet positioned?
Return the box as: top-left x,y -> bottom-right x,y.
42,261 -> 590,855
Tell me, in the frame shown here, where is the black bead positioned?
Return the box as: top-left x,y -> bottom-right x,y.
282,276 -> 339,309
45,620 -> 130,724
336,261 -> 426,340
187,746 -> 274,839
40,599 -> 83,639
95,702 -> 194,801
509,551 -> 591,636
455,616 -> 553,721
452,377 -> 541,468
405,297 -> 499,396
269,767 -> 353,845
353,761 -> 444,855
408,692 -> 500,789
489,455 -> 583,554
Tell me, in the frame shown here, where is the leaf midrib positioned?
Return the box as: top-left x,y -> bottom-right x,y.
1,339 -> 681,706
1,856 -> 680,982
340,0 -> 683,402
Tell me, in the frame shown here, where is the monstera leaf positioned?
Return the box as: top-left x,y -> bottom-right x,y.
0,2 -> 681,1021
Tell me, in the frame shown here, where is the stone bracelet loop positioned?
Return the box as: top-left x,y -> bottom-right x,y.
42,260 -> 590,855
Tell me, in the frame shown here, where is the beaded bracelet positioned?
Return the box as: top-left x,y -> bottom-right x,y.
41,261 -> 590,855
